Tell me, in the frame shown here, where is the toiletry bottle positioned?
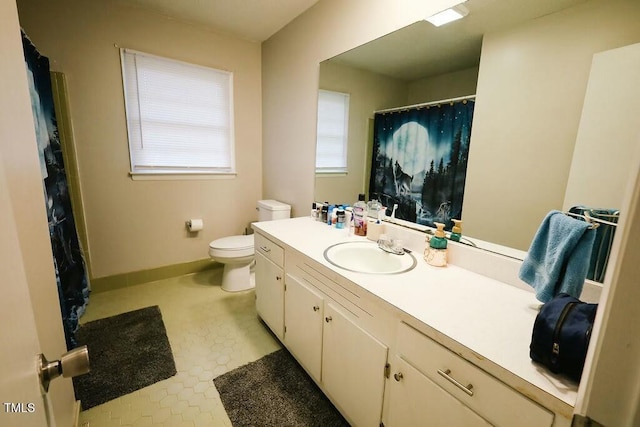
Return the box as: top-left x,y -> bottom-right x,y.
353,194 -> 368,236
329,205 -> 337,226
336,208 -> 345,229
327,204 -> 335,226
450,219 -> 463,242
321,202 -> 329,223
311,202 -> 318,221
424,222 -> 447,267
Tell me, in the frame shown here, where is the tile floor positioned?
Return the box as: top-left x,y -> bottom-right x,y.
78,268 -> 281,427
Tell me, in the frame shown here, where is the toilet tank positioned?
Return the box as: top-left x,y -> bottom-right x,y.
257,200 -> 291,221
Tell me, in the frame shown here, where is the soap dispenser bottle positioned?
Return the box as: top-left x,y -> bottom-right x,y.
424,222 -> 448,267
450,219 -> 463,242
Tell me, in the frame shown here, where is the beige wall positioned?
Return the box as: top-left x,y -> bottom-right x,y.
462,0 -> 640,250
17,0 -> 263,279
407,66 -> 479,104
316,61 -> 407,203
262,0 -> 464,217
564,42 -> 640,211
1,1 -> 75,424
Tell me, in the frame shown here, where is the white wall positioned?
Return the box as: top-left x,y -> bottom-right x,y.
18,0 -> 263,279
463,0 -> 640,250
564,42 -> 640,211
316,61 -> 407,203
262,0 -> 464,216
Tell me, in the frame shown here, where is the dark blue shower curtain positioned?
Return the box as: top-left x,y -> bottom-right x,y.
369,99 -> 475,230
22,31 -> 89,349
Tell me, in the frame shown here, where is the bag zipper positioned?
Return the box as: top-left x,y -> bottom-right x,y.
551,301 -> 577,363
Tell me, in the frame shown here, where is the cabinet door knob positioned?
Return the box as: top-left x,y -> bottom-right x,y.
313,305 -> 320,312
325,316 -> 332,323
276,276 -> 282,281
394,372 -> 404,382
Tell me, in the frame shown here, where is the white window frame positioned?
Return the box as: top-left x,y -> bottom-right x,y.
120,48 -> 235,179
316,89 -> 349,174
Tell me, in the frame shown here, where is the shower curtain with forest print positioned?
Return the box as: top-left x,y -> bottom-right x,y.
22,31 -> 89,349
369,99 -> 474,229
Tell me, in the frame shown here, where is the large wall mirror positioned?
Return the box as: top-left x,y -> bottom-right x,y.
315,0 -> 640,281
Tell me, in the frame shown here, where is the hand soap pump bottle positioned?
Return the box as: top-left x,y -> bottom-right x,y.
424,222 -> 448,267
450,219 -> 463,242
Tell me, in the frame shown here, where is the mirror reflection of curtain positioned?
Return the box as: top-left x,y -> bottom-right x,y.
369,99 -> 474,229
22,32 -> 89,349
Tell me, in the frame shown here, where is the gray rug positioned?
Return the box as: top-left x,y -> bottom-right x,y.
72,305 -> 177,410
214,349 -> 350,427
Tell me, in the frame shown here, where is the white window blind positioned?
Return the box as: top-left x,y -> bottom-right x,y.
120,49 -> 235,175
316,89 -> 349,173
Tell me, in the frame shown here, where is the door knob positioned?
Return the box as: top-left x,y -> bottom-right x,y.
38,345 -> 90,392
394,372 -> 404,382
325,316 -> 332,323
313,305 -> 320,312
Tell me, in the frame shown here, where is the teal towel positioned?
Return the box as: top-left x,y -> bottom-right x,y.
519,210 -> 596,303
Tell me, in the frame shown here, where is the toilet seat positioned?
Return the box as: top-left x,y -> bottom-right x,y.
209,235 -> 254,258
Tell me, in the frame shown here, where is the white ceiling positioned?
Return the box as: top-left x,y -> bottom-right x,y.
120,0 -> 320,42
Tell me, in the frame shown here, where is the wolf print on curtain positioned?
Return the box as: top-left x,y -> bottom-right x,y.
369,99 -> 474,230
22,32 -> 89,349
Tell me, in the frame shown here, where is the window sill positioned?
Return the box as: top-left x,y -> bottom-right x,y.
316,171 -> 348,177
129,171 -> 237,181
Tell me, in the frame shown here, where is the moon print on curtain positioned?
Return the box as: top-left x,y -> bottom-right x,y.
22,32 -> 89,349
369,99 -> 474,230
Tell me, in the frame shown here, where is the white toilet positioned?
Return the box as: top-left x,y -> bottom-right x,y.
209,200 -> 291,292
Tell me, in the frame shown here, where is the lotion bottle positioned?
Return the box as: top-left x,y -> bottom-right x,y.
353,194 -> 368,236
424,222 -> 448,267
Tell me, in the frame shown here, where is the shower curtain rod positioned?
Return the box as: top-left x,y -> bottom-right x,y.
374,94 -> 476,114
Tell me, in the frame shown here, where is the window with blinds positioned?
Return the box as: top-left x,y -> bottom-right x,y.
316,89 -> 349,173
120,49 -> 235,176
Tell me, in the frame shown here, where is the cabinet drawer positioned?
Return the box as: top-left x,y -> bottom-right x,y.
255,232 -> 284,267
396,322 -> 554,427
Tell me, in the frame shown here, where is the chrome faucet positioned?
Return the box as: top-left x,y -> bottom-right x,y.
377,234 -> 405,255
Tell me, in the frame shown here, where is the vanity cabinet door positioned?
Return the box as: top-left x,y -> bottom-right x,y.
283,274 -> 324,381
386,355 -> 492,427
255,251 -> 284,339
322,302 -> 388,427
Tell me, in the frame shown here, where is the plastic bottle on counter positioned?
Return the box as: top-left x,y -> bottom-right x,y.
353,194 -> 368,236
336,208 -> 346,229
424,222 -> 448,267
321,202 -> 329,223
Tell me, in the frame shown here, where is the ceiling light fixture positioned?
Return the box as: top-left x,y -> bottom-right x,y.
425,4 -> 469,27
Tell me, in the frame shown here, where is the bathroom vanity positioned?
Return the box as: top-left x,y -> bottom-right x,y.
253,217 -> 578,427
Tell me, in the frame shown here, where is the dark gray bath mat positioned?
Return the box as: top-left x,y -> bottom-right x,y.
214,348 -> 350,426
72,305 -> 177,410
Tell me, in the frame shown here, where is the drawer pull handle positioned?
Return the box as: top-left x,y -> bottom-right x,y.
437,369 -> 474,397
393,372 -> 403,382
259,246 -> 271,253
313,305 -> 320,312
325,316 -> 332,323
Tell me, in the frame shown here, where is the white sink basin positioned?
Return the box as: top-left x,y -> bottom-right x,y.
323,241 -> 417,274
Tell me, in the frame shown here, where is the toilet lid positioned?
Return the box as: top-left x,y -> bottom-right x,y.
209,234 -> 254,251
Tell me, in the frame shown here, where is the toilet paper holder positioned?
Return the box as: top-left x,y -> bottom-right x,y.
186,219 -> 204,232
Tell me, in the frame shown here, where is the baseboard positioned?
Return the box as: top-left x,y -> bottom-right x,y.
73,400 -> 82,427
90,258 -> 219,293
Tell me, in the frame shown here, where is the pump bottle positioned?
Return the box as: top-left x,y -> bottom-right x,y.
424,222 -> 448,267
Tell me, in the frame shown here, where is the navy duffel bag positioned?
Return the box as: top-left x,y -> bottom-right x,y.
530,293 -> 598,382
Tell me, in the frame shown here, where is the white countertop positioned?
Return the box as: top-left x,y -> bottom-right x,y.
253,217 -> 578,416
